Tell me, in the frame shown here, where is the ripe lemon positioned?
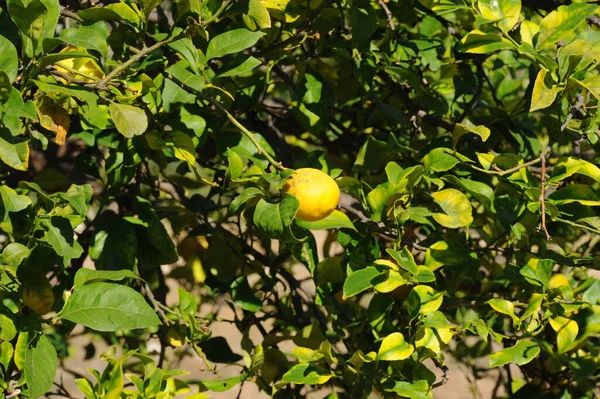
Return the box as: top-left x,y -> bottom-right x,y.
549,273 -> 569,289
282,168 -> 340,222
54,46 -> 104,82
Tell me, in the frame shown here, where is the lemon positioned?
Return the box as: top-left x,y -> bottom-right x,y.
282,168 -> 340,222
54,46 -> 104,82
549,273 -> 569,289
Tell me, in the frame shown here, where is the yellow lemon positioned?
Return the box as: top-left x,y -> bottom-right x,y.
282,168 -> 340,222
549,273 -> 570,289
54,46 -> 104,82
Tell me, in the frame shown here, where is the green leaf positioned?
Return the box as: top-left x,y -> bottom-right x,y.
489,339 -> 540,368
487,299 -> 519,324
520,257 -> 554,288
253,194 -> 303,242
231,276 -> 262,312
453,123 -> 490,147
343,266 -> 385,299
520,293 -> 544,322
0,185 -> 31,223
536,3 -> 598,50
133,197 -> 178,268
1,242 -> 30,272
200,373 -> 248,392
25,334 -> 57,399
457,29 -> 514,54
549,316 -> 578,354
351,0 -> 377,48
295,209 -> 356,231
387,247 -> 418,275
198,336 -> 243,364
549,184 -> 600,207
38,217 -> 78,259
166,60 -> 205,92
279,364 -> 332,385
229,187 -> 265,214
73,268 -> 142,289
478,0 -> 521,33
217,56 -> 262,78
34,80 -> 98,107
58,282 -> 161,331
77,3 -> 140,25
530,69 -> 562,112
59,23 -> 108,59
423,148 -> 461,172
0,314 -> 17,341
377,332 -> 414,361
109,103 -> 148,138
0,127 -> 29,171
8,0 -> 47,42
0,35 -> 18,83
431,189 -> 473,228
89,213 -> 138,271
382,380 -> 432,399
242,0 -> 271,30
206,29 -> 265,60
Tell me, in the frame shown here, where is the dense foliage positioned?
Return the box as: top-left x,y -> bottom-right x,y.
0,0 -> 600,397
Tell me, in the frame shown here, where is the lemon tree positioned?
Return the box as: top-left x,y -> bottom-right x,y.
0,0 -> 600,398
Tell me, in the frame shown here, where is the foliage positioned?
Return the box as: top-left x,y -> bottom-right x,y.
0,0 -> 600,398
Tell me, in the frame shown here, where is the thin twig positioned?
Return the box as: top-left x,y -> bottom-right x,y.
378,0 -> 395,31
539,148 -> 551,240
142,282 -> 171,325
470,147 -> 551,177
60,7 -> 83,23
202,96 -> 285,171
92,1 -> 231,89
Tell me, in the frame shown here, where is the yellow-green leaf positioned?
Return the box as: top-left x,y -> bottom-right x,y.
453,123 -> 491,147
536,3 -> 598,50
457,29 -> 515,54
489,339 -> 540,368
478,0 -> 521,33
377,332 -> 414,361
549,316 -> 578,354
530,69 -> 562,112
432,189 -> 473,229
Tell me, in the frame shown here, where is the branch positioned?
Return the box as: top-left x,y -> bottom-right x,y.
470,147 -> 551,177
60,7 -> 83,23
92,1 -> 231,89
378,0 -> 395,31
539,148 -> 551,240
92,29 -> 190,89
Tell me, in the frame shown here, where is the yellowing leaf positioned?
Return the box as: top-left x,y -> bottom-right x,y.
409,285 -> 444,316
549,316 -> 578,354
487,299 -> 518,324
530,69 -> 562,112
453,123 -> 490,147
478,0 -> 521,33
520,20 -> 539,45
536,3 -> 598,50
432,189 -> 473,229
377,332 -> 414,361
415,327 -> 453,353
457,29 -> 515,54
548,157 -> 600,183
22,277 -> 54,315
374,271 -> 408,293
38,100 -> 70,145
